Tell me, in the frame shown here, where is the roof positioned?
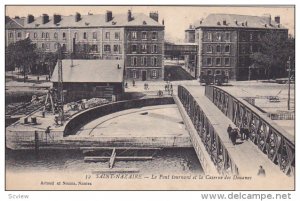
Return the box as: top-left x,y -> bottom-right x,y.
195,14 -> 287,30
6,13 -> 163,29
5,17 -> 25,29
51,60 -> 124,83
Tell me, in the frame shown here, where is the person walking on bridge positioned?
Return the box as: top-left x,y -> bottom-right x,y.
227,124 -> 232,139
230,128 -> 238,145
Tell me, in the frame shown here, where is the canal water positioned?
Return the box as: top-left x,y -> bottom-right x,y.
6,148 -> 203,175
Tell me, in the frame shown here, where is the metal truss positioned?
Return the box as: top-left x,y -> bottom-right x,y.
205,86 -> 295,176
178,85 -> 239,175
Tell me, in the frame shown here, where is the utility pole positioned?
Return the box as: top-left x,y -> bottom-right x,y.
57,43 -> 64,124
287,57 -> 291,110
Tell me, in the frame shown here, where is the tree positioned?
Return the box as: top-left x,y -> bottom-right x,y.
6,38 -> 38,82
250,31 -> 295,79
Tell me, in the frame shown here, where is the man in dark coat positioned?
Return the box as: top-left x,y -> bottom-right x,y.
230,128 -> 238,145
227,124 -> 232,139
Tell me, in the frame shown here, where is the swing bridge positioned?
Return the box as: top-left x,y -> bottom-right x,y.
174,84 -> 294,178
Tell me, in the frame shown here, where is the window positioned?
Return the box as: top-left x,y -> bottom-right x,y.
225,32 -> 230,41
62,44 -> 66,51
17,32 -> 22,38
54,32 -> 58,39
216,58 -> 221,66
142,44 -> 147,53
152,32 -> 157,40
216,45 -> 221,53
113,45 -> 120,53
115,32 -> 120,40
250,45 -> 253,53
216,33 -> 222,41
131,57 -> 137,66
207,58 -> 212,66
54,43 -> 58,50
105,32 -> 110,40
152,44 -> 157,53
225,58 -> 230,66
141,57 -> 147,66
142,32 -> 147,40
41,32 -> 45,38
83,32 -> 87,39
132,70 -> 137,79
250,33 -> 253,41
46,43 -> 50,50
215,70 -> 221,75
91,45 -> 98,52
104,45 -> 111,52
131,31 -> 137,40
132,44 -> 137,53
207,70 -> 212,75
151,57 -> 158,66
241,46 -> 246,54
9,32 -> 13,38
207,45 -> 212,53
93,32 -> 97,39
34,32 -> 38,38
63,32 -> 66,39
207,32 -> 212,41
46,32 -> 49,38
196,33 -> 199,40
225,45 -> 230,53
151,70 -> 158,78
41,43 -> 45,49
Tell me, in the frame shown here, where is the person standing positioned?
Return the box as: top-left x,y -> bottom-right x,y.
231,128 -> 238,145
227,124 -> 232,139
257,165 -> 266,177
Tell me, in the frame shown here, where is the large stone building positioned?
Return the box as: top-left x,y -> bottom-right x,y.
185,14 -> 288,80
5,10 -> 165,81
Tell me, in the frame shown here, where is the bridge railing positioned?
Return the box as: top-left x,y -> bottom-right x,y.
205,85 -> 295,176
178,85 -> 239,175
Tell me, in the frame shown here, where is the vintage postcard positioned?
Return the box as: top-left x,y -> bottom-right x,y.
5,5 -> 295,191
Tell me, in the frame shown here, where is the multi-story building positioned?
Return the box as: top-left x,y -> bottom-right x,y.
5,10 -> 165,81
185,14 -> 288,80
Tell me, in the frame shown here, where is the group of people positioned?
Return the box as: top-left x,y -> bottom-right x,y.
165,81 -> 173,95
144,83 -> 150,90
227,124 -> 250,145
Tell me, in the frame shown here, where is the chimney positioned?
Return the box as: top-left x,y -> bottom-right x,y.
127,10 -> 132,22
189,24 -> 193,29
53,14 -> 61,24
217,21 -> 221,25
42,14 -> 49,24
117,64 -> 121,69
149,11 -> 159,22
105,11 -> 113,22
223,19 -> 226,25
275,16 -> 280,24
75,12 -> 81,22
234,19 -> 238,25
245,20 -> 248,26
162,19 -> 164,25
14,16 -> 20,19
27,14 -> 34,23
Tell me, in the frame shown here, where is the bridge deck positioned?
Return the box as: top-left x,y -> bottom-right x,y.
183,86 -> 293,183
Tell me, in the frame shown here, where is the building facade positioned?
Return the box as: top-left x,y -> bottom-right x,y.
185,14 -> 288,80
5,10 -> 165,81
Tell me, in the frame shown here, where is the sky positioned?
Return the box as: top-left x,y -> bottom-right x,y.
6,5 -> 294,42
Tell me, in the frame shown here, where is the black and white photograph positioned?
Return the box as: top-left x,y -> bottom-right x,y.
4,5 -> 295,191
